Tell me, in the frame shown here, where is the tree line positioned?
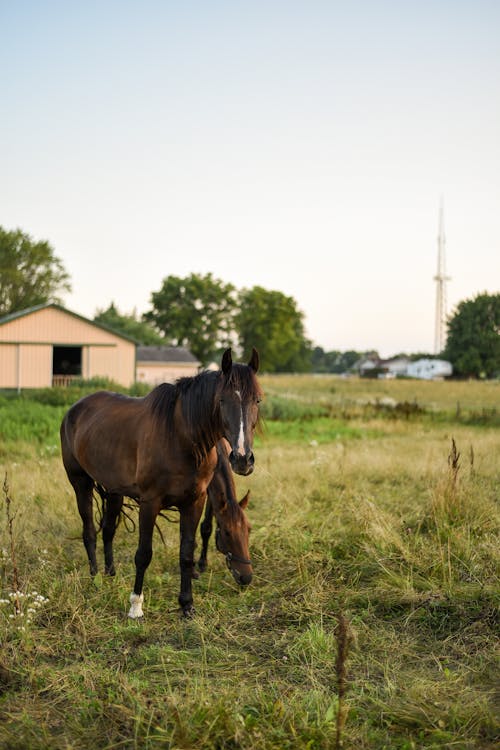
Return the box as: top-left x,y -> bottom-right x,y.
1,226 -> 499,377
95,278 -> 312,373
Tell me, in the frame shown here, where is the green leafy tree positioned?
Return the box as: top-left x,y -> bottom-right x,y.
311,346 -> 335,372
0,226 -> 71,316
94,302 -> 164,344
144,273 -> 237,365
236,286 -> 312,372
311,347 -> 346,373
444,292 -> 500,378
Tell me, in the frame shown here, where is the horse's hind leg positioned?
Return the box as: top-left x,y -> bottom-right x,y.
101,492 -> 123,576
72,474 -> 98,576
198,498 -> 213,574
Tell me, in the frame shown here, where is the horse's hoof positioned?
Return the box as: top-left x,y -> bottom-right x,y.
128,612 -> 144,621
128,592 -> 144,619
191,569 -> 200,579
197,561 -> 207,574
182,605 -> 195,618
104,566 -> 116,576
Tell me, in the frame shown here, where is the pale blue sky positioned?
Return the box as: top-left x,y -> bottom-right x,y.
1,1 -> 499,356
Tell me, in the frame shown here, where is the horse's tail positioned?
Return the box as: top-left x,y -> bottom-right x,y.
93,483 -> 107,531
93,484 -> 175,539
94,483 -> 140,534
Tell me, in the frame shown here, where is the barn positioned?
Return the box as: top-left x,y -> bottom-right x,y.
0,303 -> 136,389
136,345 -> 200,385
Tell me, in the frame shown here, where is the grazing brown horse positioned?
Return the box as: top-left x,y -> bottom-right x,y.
60,348 -> 261,617
198,440 -> 252,585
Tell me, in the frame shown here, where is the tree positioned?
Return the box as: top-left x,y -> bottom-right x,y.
236,286 -> 312,372
311,348 -> 382,374
311,347 -> 347,373
311,346 -> 336,373
444,292 -> 500,378
144,273 -> 237,365
0,226 -> 71,316
94,302 -> 164,344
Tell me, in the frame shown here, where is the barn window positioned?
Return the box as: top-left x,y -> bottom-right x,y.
52,346 -> 82,385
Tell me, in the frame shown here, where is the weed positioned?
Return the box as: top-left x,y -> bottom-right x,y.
1,475 -> 50,634
2,474 -> 20,606
335,612 -> 353,749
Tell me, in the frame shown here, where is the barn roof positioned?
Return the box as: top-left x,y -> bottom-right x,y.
0,303 -> 138,343
136,345 -> 199,364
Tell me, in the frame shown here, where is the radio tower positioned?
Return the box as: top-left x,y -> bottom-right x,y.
434,198 -> 451,354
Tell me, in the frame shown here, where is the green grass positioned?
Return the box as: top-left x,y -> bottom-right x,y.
0,376 -> 499,748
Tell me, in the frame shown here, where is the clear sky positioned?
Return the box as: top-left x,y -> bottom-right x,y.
1,1 -> 499,357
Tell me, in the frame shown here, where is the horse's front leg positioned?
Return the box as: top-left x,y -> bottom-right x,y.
128,498 -> 160,619
179,497 -> 205,616
198,497 -> 214,574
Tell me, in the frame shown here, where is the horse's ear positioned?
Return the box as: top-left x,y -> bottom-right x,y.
221,348 -> 232,375
248,348 -> 259,373
239,490 -> 250,509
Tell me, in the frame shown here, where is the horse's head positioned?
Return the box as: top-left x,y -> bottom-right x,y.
215,491 -> 252,586
218,348 -> 262,477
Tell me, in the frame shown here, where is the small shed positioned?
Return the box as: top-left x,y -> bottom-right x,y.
0,303 -> 136,389
383,356 -> 411,377
358,357 -> 379,376
136,346 -> 200,385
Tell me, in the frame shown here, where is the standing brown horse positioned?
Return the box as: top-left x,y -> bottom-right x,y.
60,348 -> 261,617
198,440 -> 252,585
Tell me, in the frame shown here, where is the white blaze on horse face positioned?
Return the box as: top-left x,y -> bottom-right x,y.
128,592 -> 144,619
235,390 -> 245,456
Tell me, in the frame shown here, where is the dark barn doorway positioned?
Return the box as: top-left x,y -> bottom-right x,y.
53,346 -> 82,384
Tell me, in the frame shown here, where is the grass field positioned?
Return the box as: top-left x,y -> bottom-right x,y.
0,376 -> 499,749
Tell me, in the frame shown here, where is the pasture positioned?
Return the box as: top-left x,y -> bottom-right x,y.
0,375 -> 498,749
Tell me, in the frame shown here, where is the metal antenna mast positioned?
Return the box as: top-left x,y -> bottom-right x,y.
434,198 -> 451,354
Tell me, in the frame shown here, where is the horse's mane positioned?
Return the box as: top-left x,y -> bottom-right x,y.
212,442 -> 245,520
145,380 -> 177,421
145,370 -> 221,461
145,365 -> 262,463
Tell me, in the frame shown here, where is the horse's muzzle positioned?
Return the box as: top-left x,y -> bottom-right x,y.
230,570 -> 252,586
229,450 -> 255,476
237,571 -> 252,586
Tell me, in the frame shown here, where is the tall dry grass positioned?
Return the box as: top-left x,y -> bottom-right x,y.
0,376 -> 498,748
